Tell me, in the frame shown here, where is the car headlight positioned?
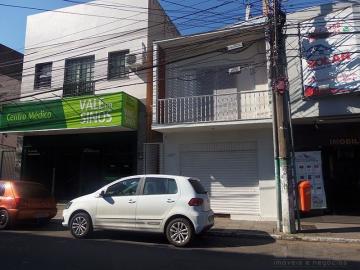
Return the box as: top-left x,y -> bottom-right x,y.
64,201 -> 72,209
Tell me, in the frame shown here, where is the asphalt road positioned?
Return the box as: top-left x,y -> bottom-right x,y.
1,221 -> 360,270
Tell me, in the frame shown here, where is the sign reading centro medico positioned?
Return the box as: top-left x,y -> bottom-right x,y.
0,92 -> 138,132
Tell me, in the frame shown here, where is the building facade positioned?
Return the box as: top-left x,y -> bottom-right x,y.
0,0 -> 178,201
152,20 -> 278,221
287,3 -> 360,215
152,2 -> 360,221
0,44 -> 23,179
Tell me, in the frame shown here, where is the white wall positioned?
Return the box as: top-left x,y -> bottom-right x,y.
21,0 -> 178,102
161,127 -> 277,220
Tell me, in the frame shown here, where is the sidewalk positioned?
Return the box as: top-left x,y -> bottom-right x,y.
210,216 -> 360,244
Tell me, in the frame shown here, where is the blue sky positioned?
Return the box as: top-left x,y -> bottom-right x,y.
0,0 -> 336,53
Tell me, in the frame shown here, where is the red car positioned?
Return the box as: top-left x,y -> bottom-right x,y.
0,180 -> 57,229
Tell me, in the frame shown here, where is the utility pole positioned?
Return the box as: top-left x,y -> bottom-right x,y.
269,0 -> 296,233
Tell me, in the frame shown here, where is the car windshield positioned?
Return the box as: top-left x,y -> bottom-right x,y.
13,182 -> 51,198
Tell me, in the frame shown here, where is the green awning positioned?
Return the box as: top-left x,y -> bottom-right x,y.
0,92 -> 138,132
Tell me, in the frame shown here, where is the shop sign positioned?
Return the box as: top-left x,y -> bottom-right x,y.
0,92 -> 138,132
300,7 -> 360,98
295,151 -> 327,209
329,137 -> 360,145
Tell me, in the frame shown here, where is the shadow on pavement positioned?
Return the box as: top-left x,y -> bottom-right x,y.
300,226 -> 360,234
90,229 -> 276,248
9,219 -> 68,232
0,231 -> 359,270
7,219 -> 276,248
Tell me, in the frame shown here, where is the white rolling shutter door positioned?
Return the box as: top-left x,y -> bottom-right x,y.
180,142 -> 260,216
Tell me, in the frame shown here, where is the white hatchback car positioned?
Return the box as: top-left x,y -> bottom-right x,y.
62,175 -> 214,246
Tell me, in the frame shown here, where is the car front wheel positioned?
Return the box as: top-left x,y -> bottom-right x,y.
166,218 -> 193,247
0,209 -> 10,230
69,212 -> 93,239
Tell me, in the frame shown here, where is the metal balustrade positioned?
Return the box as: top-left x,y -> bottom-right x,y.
156,90 -> 271,125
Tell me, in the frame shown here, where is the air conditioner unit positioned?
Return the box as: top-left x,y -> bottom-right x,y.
126,44 -> 147,70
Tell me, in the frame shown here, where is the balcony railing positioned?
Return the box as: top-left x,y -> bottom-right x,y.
63,81 -> 95,97
156,90 -> 271,125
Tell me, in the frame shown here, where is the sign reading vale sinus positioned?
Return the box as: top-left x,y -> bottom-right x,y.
0,92 -> 138,132
79,97 -> 113,124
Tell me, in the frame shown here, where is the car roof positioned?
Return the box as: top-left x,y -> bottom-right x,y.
123,174 -> 191,180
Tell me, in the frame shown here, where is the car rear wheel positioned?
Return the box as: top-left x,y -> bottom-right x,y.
0,209 -> 10,230
166,218 -> 193,247
69,212 -> 92,239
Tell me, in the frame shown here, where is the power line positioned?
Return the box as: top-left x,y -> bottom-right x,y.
1,54 -> 269,124
0,29 -> 268,103
0,20 -> 268,83
0,0 -> 240,68
0,0 -> 246,59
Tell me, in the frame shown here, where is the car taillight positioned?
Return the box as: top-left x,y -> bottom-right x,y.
188,198 -> 203,206
14,198 -> 28,209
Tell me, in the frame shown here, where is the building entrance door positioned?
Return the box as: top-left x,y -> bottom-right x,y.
55,152 -> 81,202
326,146 -> 360,215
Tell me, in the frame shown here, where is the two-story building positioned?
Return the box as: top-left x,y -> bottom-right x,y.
0,44 -> 23,179
287,2 -> 360,216
151,2 -> 360,221
0,0 -> 179,201
152,18 -> 278,221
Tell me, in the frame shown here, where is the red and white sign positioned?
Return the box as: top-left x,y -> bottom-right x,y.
300,7 -> 360,98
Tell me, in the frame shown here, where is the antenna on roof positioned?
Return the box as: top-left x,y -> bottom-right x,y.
245,1 -> 252,21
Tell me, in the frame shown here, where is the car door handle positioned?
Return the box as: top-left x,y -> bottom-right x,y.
166,199 -> 175,203
128,199 -> 136,204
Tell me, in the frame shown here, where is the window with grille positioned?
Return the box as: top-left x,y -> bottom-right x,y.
63,55 -> 95,97
34,62 -> 52,89
108,50 -> 129,80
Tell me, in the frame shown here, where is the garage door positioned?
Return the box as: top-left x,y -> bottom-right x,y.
180,142 -> 259,216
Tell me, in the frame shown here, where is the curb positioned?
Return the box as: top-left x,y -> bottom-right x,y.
208,229 -> 360,244
274,234 -> 360,244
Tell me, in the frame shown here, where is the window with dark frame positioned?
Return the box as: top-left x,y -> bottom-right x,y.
63,55 -> 95,97
143,178 -> 178,195
108,50 -> 129,80
105,178 -> 140,197
34,62 -> 52,89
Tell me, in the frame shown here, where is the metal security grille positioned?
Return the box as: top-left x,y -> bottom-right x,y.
144,143 -> 163,174
63,56 -> 95,97
166,65 -> 236,98
108,50 -> 129,79
180,142 -> 260,216
0,150 -> 16,179
159,64 -> 271,124
157,90 -> 271,124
